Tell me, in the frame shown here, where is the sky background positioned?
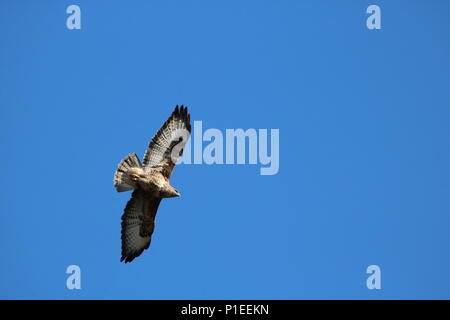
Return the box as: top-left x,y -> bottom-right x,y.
1,0 -> 450,299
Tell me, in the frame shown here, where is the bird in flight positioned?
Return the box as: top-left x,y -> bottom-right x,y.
114,105 -> 191,263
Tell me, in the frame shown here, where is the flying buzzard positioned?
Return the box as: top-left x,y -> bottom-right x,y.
114,105 -> 191,263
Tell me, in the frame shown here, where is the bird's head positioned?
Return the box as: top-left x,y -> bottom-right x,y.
167,186 -> 180,198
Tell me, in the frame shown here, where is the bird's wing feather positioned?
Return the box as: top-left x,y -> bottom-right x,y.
120,190 -> 162,263
142,105 -> 191,179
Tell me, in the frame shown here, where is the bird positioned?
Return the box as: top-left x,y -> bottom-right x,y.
114,105 -> 191,263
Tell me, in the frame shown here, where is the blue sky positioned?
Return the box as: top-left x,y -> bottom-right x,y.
1,0 -> 450,299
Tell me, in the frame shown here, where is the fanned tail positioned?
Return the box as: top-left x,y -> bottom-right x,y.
114,153 -> 143,192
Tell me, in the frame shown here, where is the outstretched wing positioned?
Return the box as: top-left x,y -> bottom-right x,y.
121,190 -> 162,263
143,105 -> 191,179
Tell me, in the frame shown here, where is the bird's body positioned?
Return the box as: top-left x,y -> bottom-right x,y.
127,167 -> 179,198
113,105 -> 191,263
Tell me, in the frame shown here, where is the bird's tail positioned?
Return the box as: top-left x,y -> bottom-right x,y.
114,153 -> 143,192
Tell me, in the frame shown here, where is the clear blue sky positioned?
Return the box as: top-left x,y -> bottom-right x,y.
1,0 -> 450,299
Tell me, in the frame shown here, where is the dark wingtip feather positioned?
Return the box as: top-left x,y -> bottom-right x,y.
172,104 -> 191,132
187,111 -> 191,132
121,253 -> 137,263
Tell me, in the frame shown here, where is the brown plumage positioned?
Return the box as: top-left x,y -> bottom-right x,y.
114,105 -> 191,263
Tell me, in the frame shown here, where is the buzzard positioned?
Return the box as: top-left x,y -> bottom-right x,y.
114,105 -> 191,263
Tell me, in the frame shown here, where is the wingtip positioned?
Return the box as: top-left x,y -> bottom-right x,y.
172,104 -> 190,129
174,104 -> 189,114
120,255 -> 133,263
